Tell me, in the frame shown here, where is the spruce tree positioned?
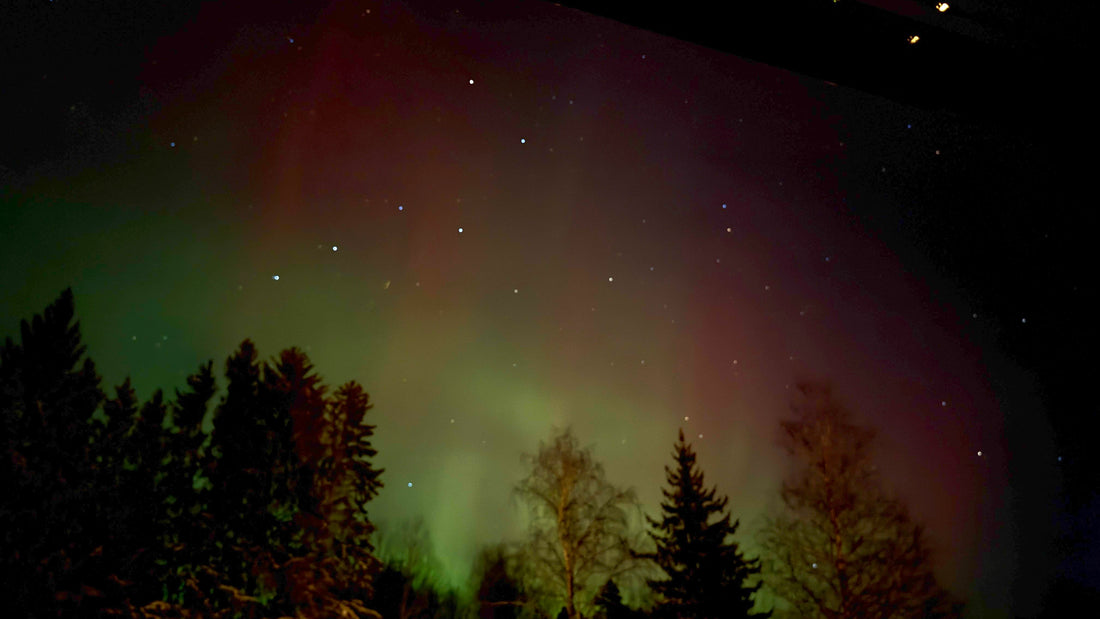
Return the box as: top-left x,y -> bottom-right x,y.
594,579 -> 633,619
646,429 -> 767,619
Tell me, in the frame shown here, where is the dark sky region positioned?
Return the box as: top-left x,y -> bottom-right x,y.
1,1 -> 1094,617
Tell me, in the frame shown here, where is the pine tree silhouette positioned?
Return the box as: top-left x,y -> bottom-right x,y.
1,288 -> 108,614
645,429 -> 768,619
2,291 -> 387,617
474,544 -> 527,619
594,579 -> 633,619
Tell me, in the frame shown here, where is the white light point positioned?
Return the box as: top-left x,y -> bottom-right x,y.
513,288 -> 519,294
407,482 -> 413,488
977,451 -> 983,457
469,79 -> 474,85
520,138 -> 526,144
458,227 -> 464,233
332,246 -> 338,252
273,275 -> 280,281
608,276 -> 614,282
684,416 -> 689,421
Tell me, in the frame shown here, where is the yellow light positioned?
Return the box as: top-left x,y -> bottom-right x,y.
936,3 -> 949,12
908,35 -> 920,44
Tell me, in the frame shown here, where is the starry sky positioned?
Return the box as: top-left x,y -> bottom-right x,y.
1,1 -> 1094,617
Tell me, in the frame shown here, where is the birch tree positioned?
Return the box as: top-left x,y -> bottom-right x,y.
758,383 -> 961,619
515,428 -> 643,619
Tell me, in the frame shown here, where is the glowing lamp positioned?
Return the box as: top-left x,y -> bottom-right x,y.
936,3 -> 949,12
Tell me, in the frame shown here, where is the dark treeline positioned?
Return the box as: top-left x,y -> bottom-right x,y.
1,291 -> 961,619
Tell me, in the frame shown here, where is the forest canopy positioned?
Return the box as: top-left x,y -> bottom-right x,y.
0,290 -> 961,618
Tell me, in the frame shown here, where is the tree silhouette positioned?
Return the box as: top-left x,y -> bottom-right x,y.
644,429 -> 768,619
757,382 -> 962,619
1,288 -> 109,614
515,428 -> 644,619
1,290 -> 386,618
204,342 -> 385,617
473,544 -> 530,619
593,579 -> 634,619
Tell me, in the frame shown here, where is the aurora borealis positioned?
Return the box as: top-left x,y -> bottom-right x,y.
1,1 -> 1090,616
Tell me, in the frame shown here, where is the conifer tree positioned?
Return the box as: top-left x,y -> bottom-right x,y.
0,288 -> 108,614
594,579 -> 633,619
474,544 -> 528,619
646,429 -> 768,619
2,291 -> 387,617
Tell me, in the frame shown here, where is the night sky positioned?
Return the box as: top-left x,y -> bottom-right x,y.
1,1 -> 1094,617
